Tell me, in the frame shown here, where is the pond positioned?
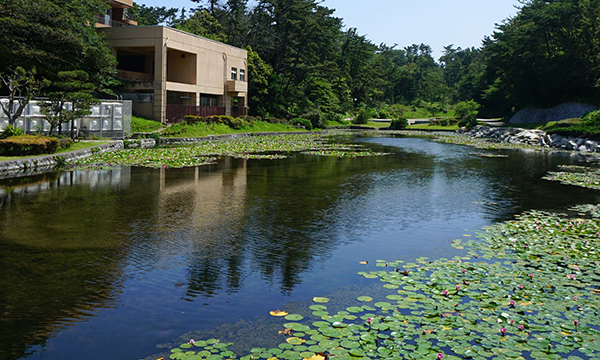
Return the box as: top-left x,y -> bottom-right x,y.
0,135 -> 597,360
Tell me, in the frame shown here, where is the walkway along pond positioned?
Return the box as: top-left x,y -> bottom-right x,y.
0,132 -> 598,360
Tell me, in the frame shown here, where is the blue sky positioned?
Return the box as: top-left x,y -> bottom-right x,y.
139,0 -> 520,59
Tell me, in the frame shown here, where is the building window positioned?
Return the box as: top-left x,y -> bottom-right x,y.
240,69 -> 245,82
231,67 -> 237,80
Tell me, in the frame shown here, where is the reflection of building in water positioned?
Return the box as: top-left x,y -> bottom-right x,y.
155,158 -> 249,297
0,168 -> 131,198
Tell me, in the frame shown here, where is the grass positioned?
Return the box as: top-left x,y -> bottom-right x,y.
161,121 -> 308,138
0,141 -> 110,161
407,123 -> 460,130
132,116 -> 164,133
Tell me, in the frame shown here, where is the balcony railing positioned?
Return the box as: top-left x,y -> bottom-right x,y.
94,15 -> 135,27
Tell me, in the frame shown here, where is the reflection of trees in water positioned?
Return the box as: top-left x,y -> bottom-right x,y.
0,168 -> 155,360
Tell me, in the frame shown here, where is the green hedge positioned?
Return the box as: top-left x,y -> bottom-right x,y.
0,135 -> 60,156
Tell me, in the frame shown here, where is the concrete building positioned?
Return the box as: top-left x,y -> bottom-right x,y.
95,0 -> 248,123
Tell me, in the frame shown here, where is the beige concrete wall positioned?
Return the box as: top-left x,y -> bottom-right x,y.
98,26 -> 248,122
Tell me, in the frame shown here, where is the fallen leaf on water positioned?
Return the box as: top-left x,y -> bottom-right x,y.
270,310 -> 289,317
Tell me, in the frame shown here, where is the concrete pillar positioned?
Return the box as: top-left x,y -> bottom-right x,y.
154,31 -> 167,123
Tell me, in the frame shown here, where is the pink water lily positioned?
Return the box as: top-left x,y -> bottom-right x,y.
366,318 -> 373,324
500,327 -> 507,335
189,339 -> 195,344
508,319 -> 515,325
437,353 -> 444,360
509,300 -> 516,307
517,284 -> 524,289
567,274 -> 576,280
573,296 -> 578,301
441,290 -> 449,296
518,325 -> 524,331
574,320 -> 580,327
455,284 -> 461,291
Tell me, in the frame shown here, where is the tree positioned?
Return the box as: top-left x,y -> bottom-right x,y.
176,10 -> 227,42
128,3 -> 182,26
0,0 -> 117,91
481,0 -> 600,115
0,67 -> 46,126
41,71 -> 96,138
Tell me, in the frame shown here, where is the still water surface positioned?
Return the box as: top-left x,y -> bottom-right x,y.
0,135 -> 597,360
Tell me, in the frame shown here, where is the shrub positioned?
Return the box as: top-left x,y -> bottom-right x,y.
0,125 -> 24,139
229,118 -> 247,129
302,109 -> 324,129
454,100 -> 480,120
582,110 -> 600,125
324,112 -> 344,123
352,108 -> 370,125
0,135 -> 60,156
58,137 -> 73,150
183,115 -> 204,124
378,109 -> 391,119
289,117 -> 313,130
458,114 -> 478,129
389,117 -> 408,130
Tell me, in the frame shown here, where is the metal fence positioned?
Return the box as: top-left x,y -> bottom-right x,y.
0,99 -> 133,139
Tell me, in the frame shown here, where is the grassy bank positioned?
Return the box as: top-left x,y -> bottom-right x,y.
132,116 -> 165,133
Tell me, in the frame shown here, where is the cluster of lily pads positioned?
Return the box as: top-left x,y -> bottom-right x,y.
165,204 -> 600,360
433,134 -> 544,151
72,134 -> 389,170
543,165 -> 600,190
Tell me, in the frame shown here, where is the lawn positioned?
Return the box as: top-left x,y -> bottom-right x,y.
407,123 -> 460,131
160,121 -> 308,138
0,141 -> 111,161
132,116 -> 165,133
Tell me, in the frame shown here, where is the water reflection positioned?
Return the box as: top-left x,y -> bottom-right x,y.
0,136 -> 598,360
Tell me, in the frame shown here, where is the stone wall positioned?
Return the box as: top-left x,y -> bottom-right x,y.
462,126 -> 600,153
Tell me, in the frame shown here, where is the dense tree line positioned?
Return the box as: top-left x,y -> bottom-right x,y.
1,0 -> 599,120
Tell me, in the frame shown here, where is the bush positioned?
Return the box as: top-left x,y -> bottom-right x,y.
582,110 -> 600,125
458,114 -> 478,129
289,117 -> 313,130
302,109 -> 324,129
183,115 -> 205,124
0,135 -> 60,156
378,109 -> 391,119
352,108 -> 370,125
324,112 -> 344,123
57,137 -> 73,150
389,117 -> 408,130
454,100 -> 480,120
0,125 -> 24,139
229,118 -> 247,129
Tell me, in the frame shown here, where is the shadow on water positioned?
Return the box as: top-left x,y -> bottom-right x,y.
0,136 -> 598,360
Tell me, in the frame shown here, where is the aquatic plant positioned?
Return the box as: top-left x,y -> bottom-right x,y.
162,204 -> 600,360
543,164 -> 600,190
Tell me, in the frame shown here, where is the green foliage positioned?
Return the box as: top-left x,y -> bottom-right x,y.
454,100 -> 480,121
57,138 -> 73,150
176,10 -> 227,42
0,125 -> 24,139
0,0 -> 117,90
0,135 -> 60,156
0,67 -> 47,126
582,110 -> 600,125
301,109 -> 324,129
128,3 -> 182,26
289,117 -> 313,130
132,116 -> 164,133
352,108 -> 370,125
389,117 -> 408,130
481,0 -> 600,113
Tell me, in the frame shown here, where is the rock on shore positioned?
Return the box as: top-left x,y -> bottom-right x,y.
461,125 -> 600,153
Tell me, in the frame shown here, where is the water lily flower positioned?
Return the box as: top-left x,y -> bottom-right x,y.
500,327 -> 507,335
567,274 -> 576,280
437,354 -> 444,360
517,284 -> 524,289
528,273 -> 534,278
455,284 -> 461,291
464,280 -> 470,285
189,339 -> 195,344
518,325 -> 524,331
441,290 -> 449,296
366,318 -> 373,325
509,300 -> 516,307
573,296 -> 578,301
508,319 -> 515,325
462,268 -> 467,273
574,320 -> 580,327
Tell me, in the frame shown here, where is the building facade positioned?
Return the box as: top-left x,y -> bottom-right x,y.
96,0 -> 248,123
